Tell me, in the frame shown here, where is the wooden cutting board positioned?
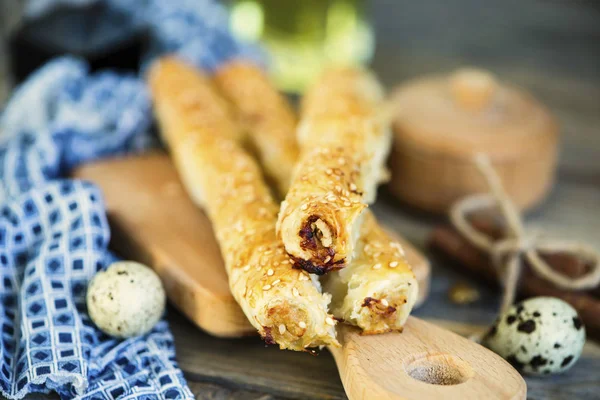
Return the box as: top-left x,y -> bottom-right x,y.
74,152 -> 526,400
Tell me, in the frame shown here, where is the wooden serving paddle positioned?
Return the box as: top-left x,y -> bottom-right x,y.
74,152 -> 526,400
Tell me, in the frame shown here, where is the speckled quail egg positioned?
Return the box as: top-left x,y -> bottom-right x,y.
483,297 -> 585,376
87,261 -> 166,338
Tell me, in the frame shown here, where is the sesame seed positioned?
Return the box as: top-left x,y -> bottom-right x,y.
247,289 -> 253,296
350,183 -> 357,191
243,265 -> 251,271
263,250 -> 273,255
292,287 -> 299,296
273,261 -> 280,266
344,201 -> 351,207
335,185 -> 342,192
389,261 -> 399,268
267,269 -> 274,276
301,204 -> 308,211
381,299 -> 389,307
299,273 -> 309,281
281,259 -> 290,264
338,158 -> 346,165
272,279 -> 281,285
326,317 -> 336,326
279,324 -> 286,334
373,263 -> 382,270
326,168 -> 333,175
326,194 -> 337,202
299,321 -> 307,329
262,284 -> 272,291
324,256 -> 331,263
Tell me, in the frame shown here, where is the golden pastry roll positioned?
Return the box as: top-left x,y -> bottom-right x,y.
147,57 -> 338,351
213,61 -> 299,195
277,68 -> 392,274
321,212 -> 417,333
215,61 -> 417,333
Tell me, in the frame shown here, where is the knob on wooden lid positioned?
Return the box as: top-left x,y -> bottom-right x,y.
388,68 -> 559,213
449,68 -> 498,111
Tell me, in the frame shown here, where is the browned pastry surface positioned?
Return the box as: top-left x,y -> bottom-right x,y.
277,68 -> 391,274
215,62 -> 417,333
147,57 -> 338,351
214,61 -> 299,195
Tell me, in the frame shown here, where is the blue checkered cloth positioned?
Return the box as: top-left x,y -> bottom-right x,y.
0,56 -> 194,399
141,0 -> 266,72
21,0 -> 265,71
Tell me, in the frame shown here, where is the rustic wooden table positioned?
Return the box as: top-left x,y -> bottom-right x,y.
5,1 -> 599,399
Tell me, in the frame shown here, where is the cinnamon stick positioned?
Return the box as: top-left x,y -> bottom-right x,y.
429,214 -> 600,340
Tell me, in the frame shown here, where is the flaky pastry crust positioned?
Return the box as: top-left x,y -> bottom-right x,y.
215,62 -> 417,333
277,68 -> 392,273
322,212 -> 417,334
214,61 -> 299,195
147,57 -> 338,350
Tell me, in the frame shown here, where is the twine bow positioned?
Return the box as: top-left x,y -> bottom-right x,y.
450,154 -> 600,314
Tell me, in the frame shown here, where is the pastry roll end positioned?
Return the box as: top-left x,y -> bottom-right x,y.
323,213 -> 418,334
227,234 -> 340,350
329,268 -> 418,334
277,193 -> 367,275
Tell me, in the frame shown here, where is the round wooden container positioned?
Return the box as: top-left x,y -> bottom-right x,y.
388,68 -> 559,213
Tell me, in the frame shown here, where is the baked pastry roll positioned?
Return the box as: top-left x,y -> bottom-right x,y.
215,62 -> 417,333
213,61 -> 299,195
277,68 -> 392,274
147,57 -> 338,351
321,212 -> 417,334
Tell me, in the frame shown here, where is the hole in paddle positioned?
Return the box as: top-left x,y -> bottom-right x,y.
404,352 -> 474,385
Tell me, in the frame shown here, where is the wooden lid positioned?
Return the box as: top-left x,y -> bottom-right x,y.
391,68 -> 558,160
